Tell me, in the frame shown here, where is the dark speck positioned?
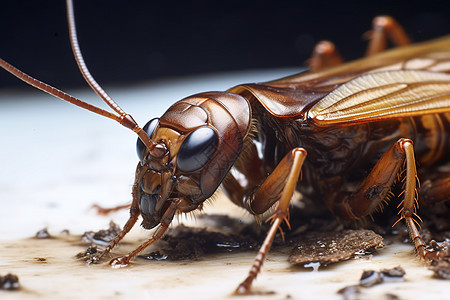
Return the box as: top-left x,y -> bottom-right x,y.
35,228 -> 52,239
0,273 -> 20,290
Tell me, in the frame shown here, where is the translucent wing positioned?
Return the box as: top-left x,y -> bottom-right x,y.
308,70 -> 450,126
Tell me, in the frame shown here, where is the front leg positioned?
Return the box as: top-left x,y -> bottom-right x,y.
85,187 -> 141,263
110,200 -> 177,267
233,147 -> 307,294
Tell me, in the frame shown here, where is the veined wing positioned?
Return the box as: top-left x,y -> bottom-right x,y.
308,70 -> 450,126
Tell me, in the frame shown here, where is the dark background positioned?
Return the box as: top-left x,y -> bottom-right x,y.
1,0 -> 449,90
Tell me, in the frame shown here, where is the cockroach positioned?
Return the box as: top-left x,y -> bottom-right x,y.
1,0 -> 449,294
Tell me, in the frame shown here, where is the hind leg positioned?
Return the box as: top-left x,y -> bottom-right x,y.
331,139 -> 448,260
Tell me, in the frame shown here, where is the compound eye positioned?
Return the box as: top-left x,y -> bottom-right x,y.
136,118 -> 160,162
177,126 -> 218,173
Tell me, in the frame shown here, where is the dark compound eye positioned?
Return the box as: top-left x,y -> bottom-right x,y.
136,118 -> 160,162
177,126 -> 218,173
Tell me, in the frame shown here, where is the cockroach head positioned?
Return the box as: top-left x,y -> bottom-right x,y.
135,92 -> 251,229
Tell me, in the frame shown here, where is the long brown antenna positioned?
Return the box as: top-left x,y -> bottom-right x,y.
65,0 -> 124,116
64,0 -> 156,150
0,58 -> 119,121
0,0 -> 158,152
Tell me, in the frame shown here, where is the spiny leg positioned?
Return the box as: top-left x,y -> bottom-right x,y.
394,141 -> 448,260
330,138 -> 408,220
235,148 -> 306,294
331,138 -> 447,261
365,15 -> 410,56
392,141 -> 426,255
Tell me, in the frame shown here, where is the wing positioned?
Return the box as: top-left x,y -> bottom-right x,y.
308,70 -> 450,126
228,36 -> 450,118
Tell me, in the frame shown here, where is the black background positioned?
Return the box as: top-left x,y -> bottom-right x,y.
1,0 -> 449,90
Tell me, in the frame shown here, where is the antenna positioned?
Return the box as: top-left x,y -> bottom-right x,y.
0,0 -> 160,154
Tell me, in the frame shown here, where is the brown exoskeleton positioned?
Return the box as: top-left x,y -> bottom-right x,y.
1,0 -> 449,294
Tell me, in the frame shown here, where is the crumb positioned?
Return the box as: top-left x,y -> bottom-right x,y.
76,246 -> 98,259
337,285 -> 361,300
35,228 -> 52,239
359,266 -> 405,287
60,229 -> 70,235
81,221 -> 121,249
0,273 -> 20,290
338,266 -> 405,299
35,257 -> 47,262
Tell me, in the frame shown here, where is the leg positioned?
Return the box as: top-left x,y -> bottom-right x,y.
308,16 -> 409,72
91,187 -> 141,263
235,148 -> 307,294
110,201 -> 177,267
393,141 -> 429,258
365,16 -> 410,56
308,41 -> 343,72
330,138 -> 407,219
91,203 -> 131,215
332,138 -> 448,260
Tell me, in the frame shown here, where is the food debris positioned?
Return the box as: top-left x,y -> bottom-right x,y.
338,266 -> 405,299
289,229 -> 383,265
35,257 -> 47,262
76,246 -> 98,260
0,273 -> 20,290
78,221 -> 121,263
141,251 -> 168,261
197,214 -> 250,234
35,228 -> 52,239
428,241 -> 450,280
60,229 -> 70,235
431,260 -> 450,280
81,221 -> 121,249
140,224 -> 261,261
359,266 -> 405,287
337,285 -> 361,300
139,213 -> 385,264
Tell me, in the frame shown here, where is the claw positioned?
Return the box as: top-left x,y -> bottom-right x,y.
234,281 -> 251,295
110,255 -> 131,268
